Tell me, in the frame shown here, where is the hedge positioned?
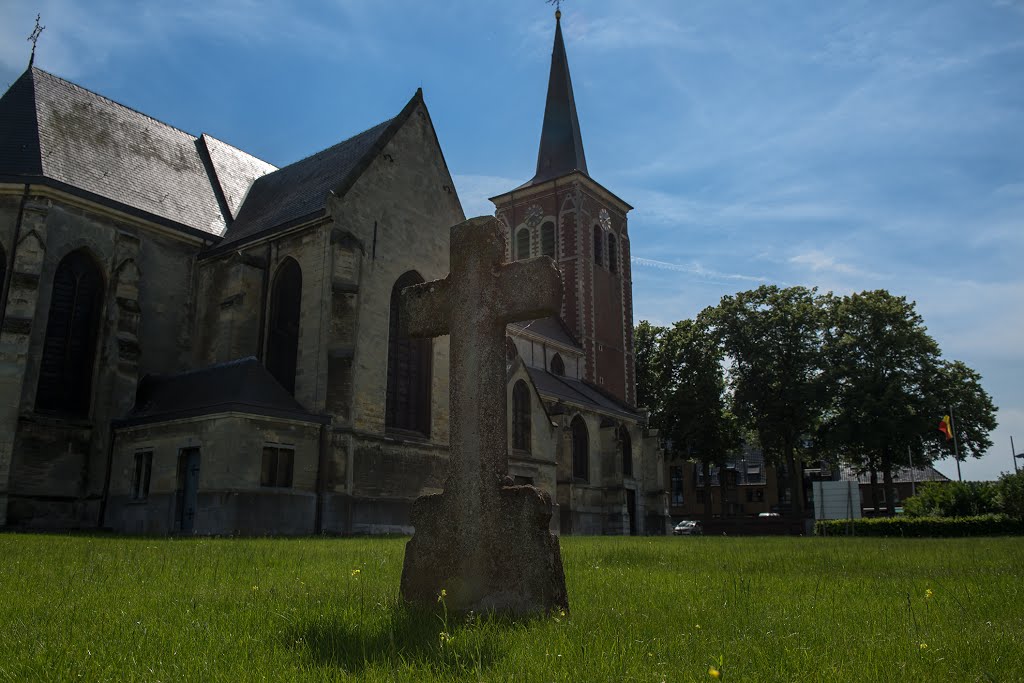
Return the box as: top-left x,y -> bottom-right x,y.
814,514 -> 1024,537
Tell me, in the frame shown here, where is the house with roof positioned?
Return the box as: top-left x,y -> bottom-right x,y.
0,13 -> 667,535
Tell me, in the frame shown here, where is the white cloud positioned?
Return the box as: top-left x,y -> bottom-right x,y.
631,256 -> 769,285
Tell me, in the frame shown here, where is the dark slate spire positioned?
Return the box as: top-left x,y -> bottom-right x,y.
532,10 -> 588,185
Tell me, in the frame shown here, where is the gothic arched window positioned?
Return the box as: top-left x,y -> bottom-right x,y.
571,416 -> 589,481
593,225 -> 603,267
516,227 -> 531,261
541,221 -> 556,258
512,380 -> 531,452
621,426 -> 633,476
266,258 -> 302,395
386,271 -> 432,436
36,249 -> 104,416
550,353 -> 565,376
607,234 -> 618,274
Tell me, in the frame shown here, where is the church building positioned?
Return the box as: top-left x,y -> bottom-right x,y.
0,13 -> 668,535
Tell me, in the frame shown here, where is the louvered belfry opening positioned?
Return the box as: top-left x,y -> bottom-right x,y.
386,271 -> 432,436
266,258 -> 302,395
512,379 -> 531,452
36,249 -> 104,416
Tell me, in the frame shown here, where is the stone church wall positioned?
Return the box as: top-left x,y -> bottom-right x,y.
1,192 -> 202,528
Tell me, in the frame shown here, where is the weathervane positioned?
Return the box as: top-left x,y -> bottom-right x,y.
546,0 -> 563,16
27,14 -> 45,68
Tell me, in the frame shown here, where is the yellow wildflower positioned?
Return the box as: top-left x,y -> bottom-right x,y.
708,666 -> 721,679
350,568 -> 361,578
437,588 -> 447,603
925,588 -> 934,599
919,642 -> 928,650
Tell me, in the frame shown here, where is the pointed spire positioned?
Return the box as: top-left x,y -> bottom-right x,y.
532,10 -> 588,185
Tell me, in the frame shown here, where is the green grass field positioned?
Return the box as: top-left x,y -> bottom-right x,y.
0,534 -> 1021,682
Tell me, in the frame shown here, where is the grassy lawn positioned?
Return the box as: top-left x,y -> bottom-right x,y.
0,534 -> 1021,682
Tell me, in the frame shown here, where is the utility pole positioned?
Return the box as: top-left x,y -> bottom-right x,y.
1013,436 -> 1019,474
907,445 -> 916,497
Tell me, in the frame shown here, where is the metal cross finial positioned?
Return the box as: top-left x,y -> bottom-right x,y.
27,14 -> 45,68
546,0 -> 563,14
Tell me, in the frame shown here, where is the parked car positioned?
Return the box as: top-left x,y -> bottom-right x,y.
673,520 -> 703,536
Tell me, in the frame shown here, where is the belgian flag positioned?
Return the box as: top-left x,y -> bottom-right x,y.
938,415 -> 953,441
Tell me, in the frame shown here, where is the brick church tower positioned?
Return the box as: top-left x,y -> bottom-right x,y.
491,10 -> 636,407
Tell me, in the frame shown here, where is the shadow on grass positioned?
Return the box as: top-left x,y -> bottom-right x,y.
291,604 -> 526,678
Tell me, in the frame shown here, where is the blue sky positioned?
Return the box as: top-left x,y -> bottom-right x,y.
2,0 -> 1022,481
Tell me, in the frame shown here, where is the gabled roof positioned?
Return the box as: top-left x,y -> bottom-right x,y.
119,356 -> 327,426
509,315 -> 581,350
528,12 -> 588,188
0,68 -> 229,237
216,90 -> 425,250
839,465 -> 951,485
199,134 -> 277,220
527,367 -> 638,421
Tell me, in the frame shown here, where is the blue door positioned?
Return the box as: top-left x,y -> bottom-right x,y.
176,448 -> 200,533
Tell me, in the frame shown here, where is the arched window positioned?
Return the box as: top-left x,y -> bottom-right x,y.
550,353 -> 565,376
607,234 -> 618,274
593,225 -> 603,267
512,380 -> 531,452
386,271 -> 432,436
541,221 -> 556,258
621,426 -> 633,476
571,416 -> 589,481
516,227 -> 531,261
36,249 -> 104,415
266,258 -> 302,395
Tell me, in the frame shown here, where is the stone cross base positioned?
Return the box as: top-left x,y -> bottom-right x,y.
400,484 -> 569,616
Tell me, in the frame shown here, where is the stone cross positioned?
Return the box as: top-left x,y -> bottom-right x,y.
398,216 -> 569,615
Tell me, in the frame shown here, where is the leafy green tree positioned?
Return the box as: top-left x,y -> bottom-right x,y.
821,290 -> 942,514
634,321 -> 669,429
659,315 -> 741,519
921,360 -> 998,474
710,285 -> 827,517
995,471 -> 1024,519
903,481 -> 999,517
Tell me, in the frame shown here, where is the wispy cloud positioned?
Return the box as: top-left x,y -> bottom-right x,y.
451,174 -> 520,219
631,257 -> 770,285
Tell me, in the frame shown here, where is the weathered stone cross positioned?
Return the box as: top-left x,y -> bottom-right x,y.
401,216 -> 560,507
398,216 -> 569,615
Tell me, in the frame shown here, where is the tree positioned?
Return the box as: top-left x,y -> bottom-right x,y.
921,359 -> 998,475
659,315 -> 741,519
903,481 -> 998,517
821,290 -> 942,514
995,471 -> 1024,519
710,285 -> 827,517
634,321 -> 669,429
634,316 -> 740,520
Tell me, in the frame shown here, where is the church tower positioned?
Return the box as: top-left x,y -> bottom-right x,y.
491,10 -> 636,407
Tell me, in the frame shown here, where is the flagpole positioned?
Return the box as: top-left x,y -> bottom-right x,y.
950,406 -> 962,482
908,445 -> 916,497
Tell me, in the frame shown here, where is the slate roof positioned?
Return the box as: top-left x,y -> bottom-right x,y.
526,366 -> 638,421
199,133 -> 277,220
119,357 -> 327,426
218,90 -> 423,250
509,316 -> 581,349
839,465 -> 951,485
527,13 -> 588,188
0,68 -> 230,237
